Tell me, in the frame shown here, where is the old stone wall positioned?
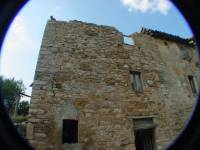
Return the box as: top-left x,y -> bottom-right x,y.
132,33 -> 199,148
27,20 -> 199,150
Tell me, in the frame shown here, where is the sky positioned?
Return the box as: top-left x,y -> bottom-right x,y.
0,0 -> 193,101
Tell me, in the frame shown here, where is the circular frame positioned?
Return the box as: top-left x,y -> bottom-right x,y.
0,0 -> 200,149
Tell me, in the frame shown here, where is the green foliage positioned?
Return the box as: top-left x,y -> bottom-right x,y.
17,101 -> 29,116
0,76 -> 26,114
11,115 -> 29,123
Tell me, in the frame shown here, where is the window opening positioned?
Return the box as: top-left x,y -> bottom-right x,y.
123,35 -> 134,45
63,119 -> 78,144
188,75 -> 197,94
133,117 -> 156,150
131,71 -> 143,92
134,128 -> 156,150
180,48 -> 191,61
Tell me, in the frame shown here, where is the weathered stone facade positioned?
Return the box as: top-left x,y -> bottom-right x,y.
27,20 -> 199,150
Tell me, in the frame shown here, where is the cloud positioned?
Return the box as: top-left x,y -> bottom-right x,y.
8,16 -> 36,50
121,0 -> 172,15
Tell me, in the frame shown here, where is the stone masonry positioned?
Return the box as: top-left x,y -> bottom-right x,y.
27,19 -> 200,150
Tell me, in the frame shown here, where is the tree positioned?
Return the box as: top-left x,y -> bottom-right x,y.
0,76 -> 26,114
17,101 -> 29,116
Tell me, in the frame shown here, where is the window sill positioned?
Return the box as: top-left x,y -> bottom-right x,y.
63,143 -> 80,150
133,90 -> 143,93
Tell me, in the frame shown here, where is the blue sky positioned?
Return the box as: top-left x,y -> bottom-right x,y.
0,0 -> 193,101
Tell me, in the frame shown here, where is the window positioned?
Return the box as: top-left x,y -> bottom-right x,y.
63,119 -> 78,144
134,128 -> 156,150
123,35 -> 134,45
180,48 -> 191,61
131,71 -> 143,92
188,75 -> 197,94
133,118 -> 156,150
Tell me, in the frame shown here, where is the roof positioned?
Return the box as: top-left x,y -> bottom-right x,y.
140,28 -> 195,46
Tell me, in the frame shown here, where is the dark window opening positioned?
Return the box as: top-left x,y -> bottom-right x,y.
164,41 -> 168,46
188,75 -> 197,94
180,48 -> 191,61
134,128 -> 156,150
131,71 -> 143,92
63,119 -> 78,144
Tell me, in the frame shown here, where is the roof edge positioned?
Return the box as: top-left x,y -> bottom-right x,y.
140,27 -> 196,46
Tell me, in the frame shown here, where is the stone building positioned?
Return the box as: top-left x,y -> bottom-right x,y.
27,19 -> 199,150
